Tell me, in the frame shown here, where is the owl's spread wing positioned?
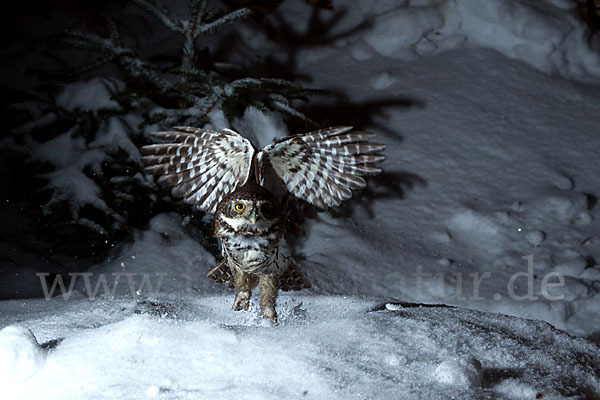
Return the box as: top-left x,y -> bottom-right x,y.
256,126 -> 385,208
140,126 -> 254,214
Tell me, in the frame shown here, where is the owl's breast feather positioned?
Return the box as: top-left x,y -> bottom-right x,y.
225,234 -> 270,249
222,233 -> 281,274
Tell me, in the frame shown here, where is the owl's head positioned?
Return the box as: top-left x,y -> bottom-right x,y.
216,185 -> 281,232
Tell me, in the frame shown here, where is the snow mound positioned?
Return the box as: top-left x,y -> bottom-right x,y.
56,77 -> 124,113
362,7 -> 443,58
447,208 -> 506,253
1,296 -> 599,399
71,213 -> 218,297
327,0 -> 600,81
529,190 -> 593,225
370,70 -> 397,90
437,0 -> 600,81
0,326 -> 47,384
432,357 -> 482,387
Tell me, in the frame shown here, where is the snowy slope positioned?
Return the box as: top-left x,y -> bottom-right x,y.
292,46 -> 600,337
280,0 -> 600,81
1,295 -> 599,399
249,0 -> 600,339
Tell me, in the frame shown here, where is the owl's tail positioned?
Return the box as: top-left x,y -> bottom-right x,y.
207,259 -> 234,288
206,259 -> 311,291
279,260 -> 312,292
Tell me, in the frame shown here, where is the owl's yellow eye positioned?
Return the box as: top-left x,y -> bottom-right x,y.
234,203 -> 245,212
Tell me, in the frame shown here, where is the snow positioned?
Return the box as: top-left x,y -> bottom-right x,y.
231,107 -> 289,149
56,77 -> 125,113
0,326 -> 47,385
69,213 -> 218,297
3,0 -> 600,398
525,230 -> 546,246
370,71 -> 397,90
90,116 -> 143,163
23,96 -> 131,218
436,0 -> 600,80
432,357 -> 482,387
285,40 -> 600,337
362,7 -> 443,58
1,296 -> 599,399
330,0 -> 600,81
25,128 -> 109,220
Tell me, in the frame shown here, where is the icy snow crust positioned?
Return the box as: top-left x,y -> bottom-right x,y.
3,0 -> 600,398
1,295 -> 599,399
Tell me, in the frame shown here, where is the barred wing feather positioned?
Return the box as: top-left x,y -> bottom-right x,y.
140,127 -> 254,214
257,126 -> 385,208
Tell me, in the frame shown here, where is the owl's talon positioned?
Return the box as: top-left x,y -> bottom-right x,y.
261,306 -> 277,323
233,291 -> 251,311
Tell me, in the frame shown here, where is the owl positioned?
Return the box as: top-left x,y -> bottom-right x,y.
140,126 -> 385,321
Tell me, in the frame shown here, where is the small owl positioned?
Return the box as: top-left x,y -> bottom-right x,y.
141,126 -> 385,321
211,183 -> 307,320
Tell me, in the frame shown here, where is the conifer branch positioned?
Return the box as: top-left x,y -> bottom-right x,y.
188,0 -> 208,36
199,8 -> 252,35
133,0 -> 184,33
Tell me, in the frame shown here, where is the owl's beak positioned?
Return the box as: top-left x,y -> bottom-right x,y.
249,209 -> 257,224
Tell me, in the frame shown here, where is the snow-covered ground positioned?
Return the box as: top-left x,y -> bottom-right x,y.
2,295 -> 599,399
2,0 -> 600,398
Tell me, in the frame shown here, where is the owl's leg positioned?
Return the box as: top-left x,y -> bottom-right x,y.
259,274 -> 279,321
232,269 -> 258,311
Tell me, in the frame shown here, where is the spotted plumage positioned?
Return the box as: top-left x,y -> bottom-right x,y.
140,125 -> 385,321
213,185 -> 283,276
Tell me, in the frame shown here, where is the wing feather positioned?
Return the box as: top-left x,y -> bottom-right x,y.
257,126 -> 385,208
140,126 -> 254,214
